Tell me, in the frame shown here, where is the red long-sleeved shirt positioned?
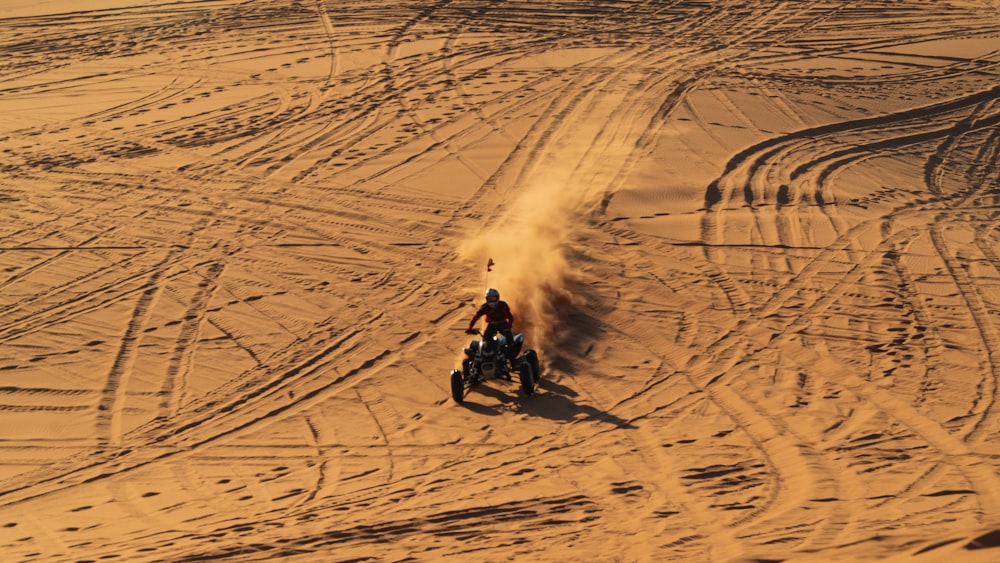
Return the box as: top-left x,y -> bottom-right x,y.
468,301 -> 513,330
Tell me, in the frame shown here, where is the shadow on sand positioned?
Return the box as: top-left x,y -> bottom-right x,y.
457,373 -> 635,429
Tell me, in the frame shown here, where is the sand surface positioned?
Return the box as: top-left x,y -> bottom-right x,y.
1,1 -> 1000,561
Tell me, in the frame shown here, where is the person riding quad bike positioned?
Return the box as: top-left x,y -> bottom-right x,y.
466,288 -> 516,372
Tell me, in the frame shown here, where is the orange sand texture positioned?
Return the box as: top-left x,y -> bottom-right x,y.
1,1 -> 1000,561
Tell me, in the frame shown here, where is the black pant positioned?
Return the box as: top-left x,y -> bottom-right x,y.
483,323 -> 514,360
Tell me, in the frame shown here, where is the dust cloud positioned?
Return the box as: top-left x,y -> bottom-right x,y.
459,176 -> 585,355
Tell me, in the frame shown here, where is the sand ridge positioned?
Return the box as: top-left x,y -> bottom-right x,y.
1,1 -> 1000,561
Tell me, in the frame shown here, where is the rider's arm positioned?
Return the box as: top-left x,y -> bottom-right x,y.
468,304 -> 486,331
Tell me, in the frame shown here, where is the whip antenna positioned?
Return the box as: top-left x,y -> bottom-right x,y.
484,258 -> 495,293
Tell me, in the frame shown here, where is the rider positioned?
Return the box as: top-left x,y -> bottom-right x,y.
466,288 -> 516,370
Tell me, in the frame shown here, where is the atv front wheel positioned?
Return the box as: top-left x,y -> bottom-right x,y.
450,369 -> 465,404
523,349 -> 540,380
518,363 -> 535,396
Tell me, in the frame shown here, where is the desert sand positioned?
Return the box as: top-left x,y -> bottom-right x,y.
1,1 -> 1000,561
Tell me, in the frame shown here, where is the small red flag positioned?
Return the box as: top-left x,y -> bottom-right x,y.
487,258 -> 494,272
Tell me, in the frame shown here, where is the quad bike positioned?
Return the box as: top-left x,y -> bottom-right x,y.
450,328 -> 541,404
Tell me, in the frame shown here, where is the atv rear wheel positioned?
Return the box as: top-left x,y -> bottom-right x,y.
450,369 -> 465,404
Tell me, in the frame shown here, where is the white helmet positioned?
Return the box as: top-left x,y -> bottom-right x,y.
485,288 -> 500,302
